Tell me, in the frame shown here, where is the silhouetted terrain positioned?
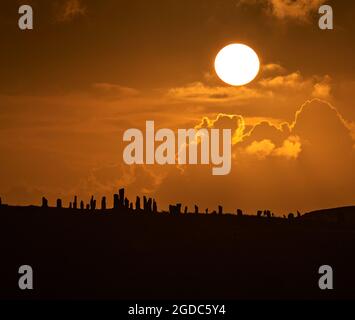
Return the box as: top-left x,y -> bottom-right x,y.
0,191 -> 354,300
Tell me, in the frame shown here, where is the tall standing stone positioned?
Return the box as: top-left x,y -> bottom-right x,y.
113,194 -> 119,209
135,196 -> 141,210
101,196 -> 106,210
42,197 -> 48,208
73,196 -> 78,209
119,188 -> 125,206
143,196 -> 147,212
153,200 -> 157,213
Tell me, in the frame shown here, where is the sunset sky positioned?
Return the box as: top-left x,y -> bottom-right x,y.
0,0 -> 354,215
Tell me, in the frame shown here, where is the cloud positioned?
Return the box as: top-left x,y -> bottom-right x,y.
154,99 -> 354,214
57,0 -> 86,22
259,72 -> 306,89
273,135 -> 302,158
245,139 -> 276,159
167,69 -> 332,108
238,0 -> 327,21
261,63 -> 286,75
91,83 -> 140,100
167,82 -> 269,103
268,0 -> 326,20
195,113 -> 246,144
312,75 -> 332,99
244,135 -> 302,160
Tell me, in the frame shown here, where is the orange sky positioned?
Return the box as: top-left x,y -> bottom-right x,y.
0,0 -> 354,215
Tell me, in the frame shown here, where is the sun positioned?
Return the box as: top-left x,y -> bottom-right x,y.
214,43 -> 260,86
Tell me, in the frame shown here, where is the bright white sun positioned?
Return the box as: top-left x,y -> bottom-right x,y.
214,43 -> 260,86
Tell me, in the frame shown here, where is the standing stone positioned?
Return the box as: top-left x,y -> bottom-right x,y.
119,188 -> 125,206
101,196 -> 106,210
57,199 -> 62,208
143,196 -> 147,212
90,196 -> 96,210
113,194 -> 119,209
124,197 -> 129,208
42,197 -> 48,208
147,198 -> 152,212
73,196 -> 78,209
135,196 -> 141,210
56,199 -> 62,208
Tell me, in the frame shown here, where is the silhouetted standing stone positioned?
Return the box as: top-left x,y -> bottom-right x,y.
73,196 -> 77,210
143,196 -> 147,212
218,205 -> 223,215
129,202 -> 133,210
237,209 -> 243,216
288,213 -> 294,220
101,196 -> 106,210
90,196 -> 96,210
80,200 -> 84,210
119,188 -> 125,206
42,197 -> 48,208
147,198 -> 152,212
194,205 -> 198,214
257,210 -> 262,217
124,197 -> 129,208
169,204 -> 181,215
86,204 -> 90,210
56,199 -> 62,208
153,200 -> 157,213
69,202 -> 72,209
184,206 -> 187,214
205,208 -> 208,214
136,196 -> 141,210
113,194 -> 119,209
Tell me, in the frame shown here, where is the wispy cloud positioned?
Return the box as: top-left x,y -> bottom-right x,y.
56,0 -> 86,22
238,0 -> 327,21
166,82 -> 270,103
91,83 -> 140,100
